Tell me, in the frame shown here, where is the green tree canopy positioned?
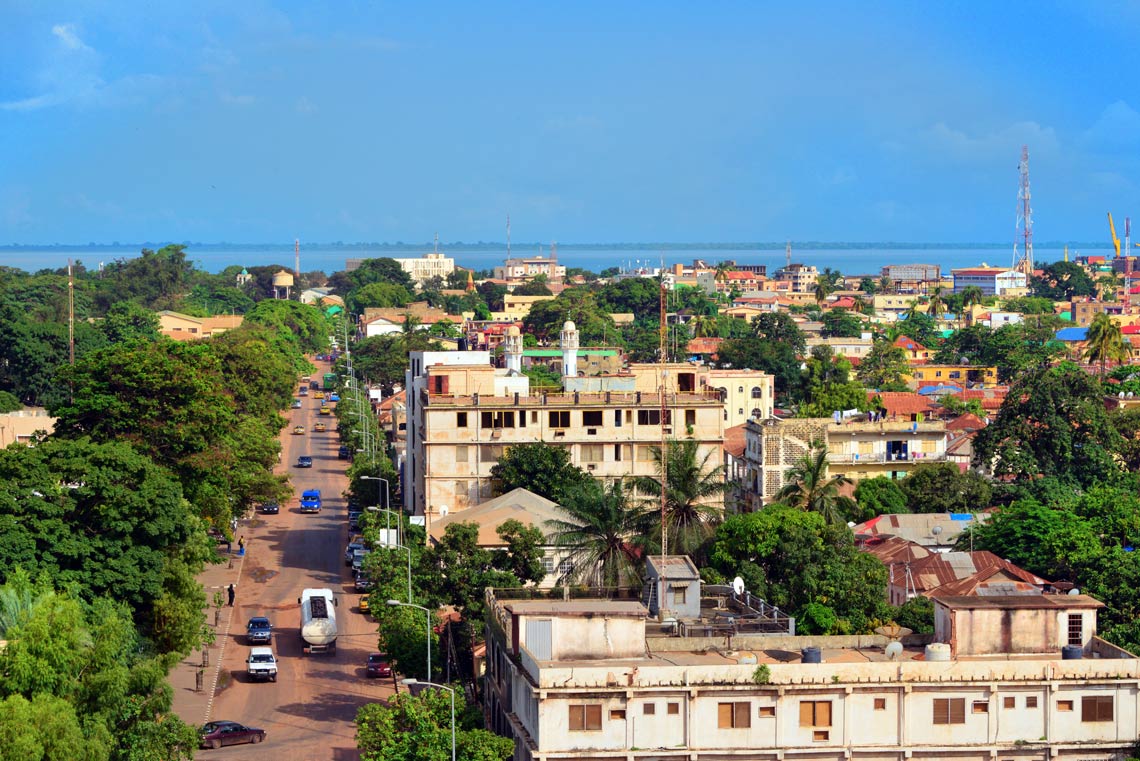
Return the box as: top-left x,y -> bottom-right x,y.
972,362 -> 1121,488
356,684 -> 512,761
899,463 -> 992,514
489,443 -> 592,504
549,479 -> 643,587
631,439 -> 727,560
820,308 -> 863,338
853,476 -> 908,520
1030,261 -> 1096,300
856,340 -> 910,392
347,282 -> 414,314
244,299 -> 330,354
709,505 -> 889,634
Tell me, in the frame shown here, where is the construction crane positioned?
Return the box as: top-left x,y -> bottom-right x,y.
1109,212 -> 1122,258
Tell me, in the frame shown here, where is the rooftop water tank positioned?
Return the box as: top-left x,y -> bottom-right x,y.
1062,645 -> 1083,660
925,643 -> 951,662
801,646 -> 822,664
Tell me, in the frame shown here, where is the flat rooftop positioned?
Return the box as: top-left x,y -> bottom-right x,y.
504,600 -> 647,618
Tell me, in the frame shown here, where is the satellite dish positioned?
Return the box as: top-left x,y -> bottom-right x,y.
1068,588 -> 1081,596
932,525 -> 943,536
438,504 -> 449,516
732,576 -> 745,596
885,641 -> 904,660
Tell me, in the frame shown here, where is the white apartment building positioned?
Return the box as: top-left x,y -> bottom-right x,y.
773,263 -> 819,293
392,252 -> 455,285
484,586 -> 1137,761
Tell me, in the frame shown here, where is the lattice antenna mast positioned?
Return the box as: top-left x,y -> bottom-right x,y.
1014,145 -> 1033,275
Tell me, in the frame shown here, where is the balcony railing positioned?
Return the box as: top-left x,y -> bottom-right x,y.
827,451 -> 945,464
423,389 -> 724,408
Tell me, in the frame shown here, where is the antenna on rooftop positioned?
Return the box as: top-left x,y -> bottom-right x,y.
506,214 -> 511,259
786,240 -> 792,268
434,232 -> 439,254
294,239 -> 300,278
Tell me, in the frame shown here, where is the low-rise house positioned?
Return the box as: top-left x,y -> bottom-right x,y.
911,364 -> 999,389
427,487 -> 571,588
360,302 -> 463,338
157,310 -> 244,339
0,408 -> 55,446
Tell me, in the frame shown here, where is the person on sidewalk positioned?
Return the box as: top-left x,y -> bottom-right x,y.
227,583 -> 235,607
238,537 -> 245,555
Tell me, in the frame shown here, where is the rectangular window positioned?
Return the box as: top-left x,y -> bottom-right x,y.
685,409 -> 696,427
549,411 -> 570,428
637,445 -> 656,462
615,409 -> 623,427
873,698 -> 886,711
558,559 -> 573,575
637,409 -> 663,426
610,709 -> 626,720
1057,700 -> 1073,712
643,704 -> 655,715
614,444 -> 624,462
799,701 -> 832,728
717,702 -> 751,729
479,444 -> 504,461
812,730 -> 829,742
541,556 -> 555,574
1082,696 -> 1113,722
667,703 -> 679,715
568,705 -> 602,731
454,445 -> 469,462
670,586 -> 687,606
1003,697 -> 1015,709
582,411 -> 603,427
758,706 -> 776,718
932,698 -> 966,725
518,410 -> 526,428
972,701 -> 989,714
456,412 -> 468,428
1068,614 -> 1083,646
1026,696 -> 1038,709
481,411 -> 493,428
581,444 -> 604,463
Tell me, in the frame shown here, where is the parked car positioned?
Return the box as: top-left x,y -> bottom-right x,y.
291,398 -> 302,409
366,652 -> 391,678
328,393 -> 340,402
310,380 -> 320,389
338,445 -> 351,460
246,616 -> 272,644
199,721 -> 266,749
359,594 -> 371,614
258,502 -> 279,515
348,511 -> 362,531
313,422 -> 327,433
344,540 -> 365,566
299,387 -> 309,396
296,455 -> 313,468
292,425 -> 305,435
354,574 -> 373,592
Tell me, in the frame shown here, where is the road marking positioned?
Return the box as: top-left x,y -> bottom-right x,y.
203,548 -> 248,725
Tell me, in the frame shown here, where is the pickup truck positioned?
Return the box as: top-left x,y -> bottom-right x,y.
246,647 -> 278,682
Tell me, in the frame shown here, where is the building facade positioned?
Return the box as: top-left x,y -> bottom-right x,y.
484,588 -> 1136,761
494,254 -> 566,283
951,267 -> 1028,296
392,252 -> 456,285
773,263 -> 819,293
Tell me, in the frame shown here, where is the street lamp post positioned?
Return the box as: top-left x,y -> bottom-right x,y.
401,679 -> 455,761
387,599 -> 432,680
361,474 -> 391,512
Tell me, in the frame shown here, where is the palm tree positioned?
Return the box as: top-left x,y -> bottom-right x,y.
925,286 -> 946,324
1097,273 -> 1123,302
813,275 -> 832,309
1084,312 -> 1132,377
774,440 -> 856,526
878,275 -> 894,294
959,285 -> 984,328
690,314 -> 718,339
549,479 -> 644,587
632,439 -> 728,559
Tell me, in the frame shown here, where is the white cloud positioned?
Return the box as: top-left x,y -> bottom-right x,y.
1082,100 -> 1140,151
920,120 -> 1061,162
51,23 -> 92,53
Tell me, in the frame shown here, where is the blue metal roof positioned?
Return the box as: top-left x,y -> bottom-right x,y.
918,384 -> 964,396
1054,327 -> 1088,342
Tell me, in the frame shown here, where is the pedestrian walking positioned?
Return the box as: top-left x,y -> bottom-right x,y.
238,536 -> 245,554
227,583 -> 235,607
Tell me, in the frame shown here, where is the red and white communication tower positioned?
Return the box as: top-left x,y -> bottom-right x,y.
1013,145 -> 1033,276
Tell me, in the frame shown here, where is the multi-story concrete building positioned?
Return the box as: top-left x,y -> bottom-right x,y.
951,267 -> 1028,296
494,254 -> 566,283
703,369 -> 774,427
391,252 -> 455,285
773,263 -> 819,293
739,417 -> 948,509
484,584 -> 1136,761
404,325 -> 726,521
910,364 -> 999,389
881,263 -> 940,293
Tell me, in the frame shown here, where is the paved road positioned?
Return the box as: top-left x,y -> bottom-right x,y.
200,369 -> 395,759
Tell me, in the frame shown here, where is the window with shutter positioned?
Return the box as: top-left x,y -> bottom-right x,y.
717,702 -> 750,728
932,698 -> 966,725
1082,696 -> 1113,722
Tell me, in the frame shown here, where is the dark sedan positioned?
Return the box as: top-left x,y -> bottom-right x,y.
258,502 -> 279,515
296,455 -> 313,468
366,652 -> 391,678
199,721 -> 266,749
246,616 -> 272,644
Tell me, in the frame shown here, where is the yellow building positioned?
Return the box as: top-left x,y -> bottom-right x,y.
910,364 -> 998,389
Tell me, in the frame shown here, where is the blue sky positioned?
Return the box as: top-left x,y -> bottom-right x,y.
3,1 -> 1140,245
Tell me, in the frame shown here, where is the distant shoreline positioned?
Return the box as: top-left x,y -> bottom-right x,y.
0,241 -> 1106,252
